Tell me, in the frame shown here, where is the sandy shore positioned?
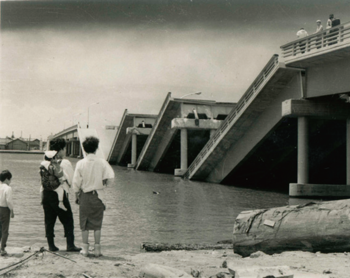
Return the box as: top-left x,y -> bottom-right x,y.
0,245 -> 348,278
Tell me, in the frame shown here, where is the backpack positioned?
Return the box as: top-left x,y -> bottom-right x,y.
39,164 -> 60,191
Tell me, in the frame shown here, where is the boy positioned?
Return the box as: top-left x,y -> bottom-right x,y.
40,151 -> 67,211
0,170 -> 14,256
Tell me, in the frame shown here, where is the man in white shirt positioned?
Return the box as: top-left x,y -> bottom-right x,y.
0,170 -> 14,256
296,28 -> 308,54
73,136 -> 115,257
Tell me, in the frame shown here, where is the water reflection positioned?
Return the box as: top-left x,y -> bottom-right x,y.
0,153 -> 297,255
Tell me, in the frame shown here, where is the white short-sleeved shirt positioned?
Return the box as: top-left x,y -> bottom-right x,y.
72,154 -> 115,194
296,29 -> 308,38
0,182 -> 13,208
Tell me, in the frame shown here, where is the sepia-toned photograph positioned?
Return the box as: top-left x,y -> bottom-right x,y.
0,0 -> 350,277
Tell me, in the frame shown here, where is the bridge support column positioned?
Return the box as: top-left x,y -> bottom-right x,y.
210,129 -> 216,138
290,117 -> 350,197
175,129 -> 188,176
70,141 -> 74,157
290,117 -> 309,196
74,141 -> 78,156
298,117 -> 309,184
78,143 -> 82,158
128,133 -> 137,168
347,119 -> 350,185
65,140 -> 69,156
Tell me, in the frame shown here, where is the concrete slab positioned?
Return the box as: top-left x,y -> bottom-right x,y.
282,99 -> 350,119
290,183 -> 350,197
77,128 -> 105,159
171,118 -> 222,130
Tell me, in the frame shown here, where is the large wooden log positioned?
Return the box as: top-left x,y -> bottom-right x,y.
141,242 -> 232,252
233,199 -> 350,257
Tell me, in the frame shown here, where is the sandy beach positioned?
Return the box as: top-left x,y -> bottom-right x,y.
0,245 -> 348,278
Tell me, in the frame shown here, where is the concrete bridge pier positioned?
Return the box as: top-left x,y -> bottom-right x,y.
78,144 -> 82,158
175,129 -> 188,176
65,142 -> 70,156
285,99 -> 350,197
347,118 -> 350,185
172,118 -> 224,176
46,138 -> 51,151
128,133 -> 138,168
297,117 -> 309,184
70,141 -> 75,157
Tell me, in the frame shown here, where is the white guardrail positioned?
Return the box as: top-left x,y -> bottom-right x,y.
185,54 -> 280,179
281,22 -> 350,59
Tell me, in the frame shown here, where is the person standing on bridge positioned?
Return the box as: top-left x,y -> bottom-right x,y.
296,27 -> 308,54
327,14 -> 341,45
41,138 -> 81,252
314,20 -> 323,49
314,20 -> 323,33
326,14 -> 334,29
72,136 -> 114,257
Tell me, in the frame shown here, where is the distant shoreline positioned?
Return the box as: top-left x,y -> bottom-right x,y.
0,150 -> 44,154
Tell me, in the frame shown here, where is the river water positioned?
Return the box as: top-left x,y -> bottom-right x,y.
0,153 -> 297,255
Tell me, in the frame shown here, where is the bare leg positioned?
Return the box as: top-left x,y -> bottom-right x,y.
80,230 -> 90,256
55,187 -> 67,211
58,201 -> 67,211
94,230 -> 102,257
82,230 -> 89,244
94,230 -> 101,244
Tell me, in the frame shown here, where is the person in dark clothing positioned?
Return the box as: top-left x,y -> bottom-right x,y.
41,138 -> 81,252
328,14 -> 341,45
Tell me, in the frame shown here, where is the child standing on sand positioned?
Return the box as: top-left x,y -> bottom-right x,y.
0,170 -> 14,256
40,151 -> 67,211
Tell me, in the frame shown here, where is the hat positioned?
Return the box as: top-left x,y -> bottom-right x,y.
316,20 -> 321,23
44,150 -> 57,159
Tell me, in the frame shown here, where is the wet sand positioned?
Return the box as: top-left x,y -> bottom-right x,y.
0,246 -> 348,277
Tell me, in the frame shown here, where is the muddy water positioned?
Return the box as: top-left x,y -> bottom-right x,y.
0,153 -> 290,255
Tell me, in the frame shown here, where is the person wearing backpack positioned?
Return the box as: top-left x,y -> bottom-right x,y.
41,138 -> 81,252
40,150 -> 67,211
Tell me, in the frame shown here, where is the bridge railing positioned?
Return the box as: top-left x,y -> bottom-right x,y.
185,54 -> 279,179
280,21 -> 350,60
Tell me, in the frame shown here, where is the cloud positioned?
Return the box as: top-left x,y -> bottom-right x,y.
3,0 -> 349,139
1,23 -> 278,138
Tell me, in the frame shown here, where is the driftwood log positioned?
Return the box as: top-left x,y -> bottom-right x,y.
139,263 -> 192,278
141,242 -> 232,252
233,199 -> 350,257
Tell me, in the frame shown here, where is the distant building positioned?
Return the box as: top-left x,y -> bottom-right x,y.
0,136 -> 45,151
28,139 -> 40,150
6,138 -> 28,151
0,139 -> 8,150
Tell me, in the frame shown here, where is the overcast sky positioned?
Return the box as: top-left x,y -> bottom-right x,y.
1,0 -> 349,140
